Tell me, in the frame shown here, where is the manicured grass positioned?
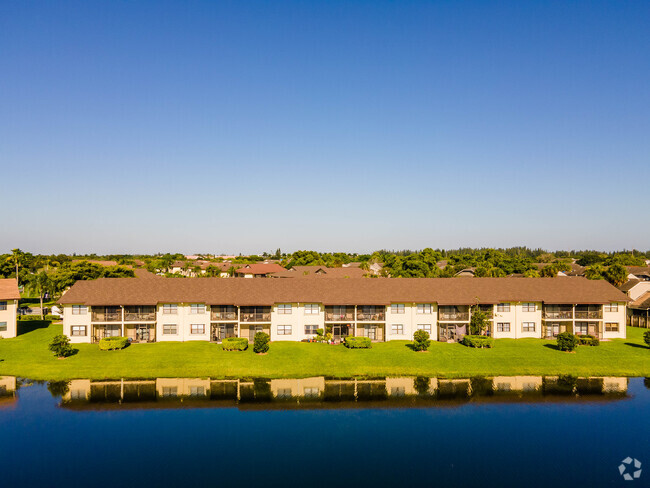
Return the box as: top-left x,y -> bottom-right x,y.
1,322 -> 649,380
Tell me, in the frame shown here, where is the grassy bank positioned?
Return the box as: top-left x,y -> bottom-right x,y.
0,322 -> 649,380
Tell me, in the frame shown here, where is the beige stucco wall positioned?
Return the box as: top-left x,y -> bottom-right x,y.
270,303 -> 325,341
0,299 -> 18,339
602,303 -> 626,339
156,303 -> 210,342
385,303 -> 438,341
62,304 -> 93,343
491,302 -> 543,339
270,377 -> 326,398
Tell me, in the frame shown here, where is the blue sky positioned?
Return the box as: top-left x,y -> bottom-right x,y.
1,1 -> 648,255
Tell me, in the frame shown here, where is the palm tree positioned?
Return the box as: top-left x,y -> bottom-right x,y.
11,248 -> 24,284
30,271 -> 53,319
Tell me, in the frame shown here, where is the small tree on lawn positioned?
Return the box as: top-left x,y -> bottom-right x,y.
557,331 -> 578,352
412,329 -> 431,351
644,330 -> 650,348
470,306 -> 489,335
49,334 -> 73,358
253,331 -> 270,354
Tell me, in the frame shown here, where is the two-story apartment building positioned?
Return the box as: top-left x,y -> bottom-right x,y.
0,279 -> 20,339
58,277 -> 628,344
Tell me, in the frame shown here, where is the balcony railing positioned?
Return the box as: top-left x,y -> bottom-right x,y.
356,311 -> 386,321
574,310 -> 602,320
240,313 -> 271,322
124,312 -> 156,321
438,312 -> 470,321
91,310 -> 122,322
325,312 -> 355,321
211,311 -> 238,321
543,311 -> 573,319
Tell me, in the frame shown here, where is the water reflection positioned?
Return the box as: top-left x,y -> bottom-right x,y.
3,375 -> 628,410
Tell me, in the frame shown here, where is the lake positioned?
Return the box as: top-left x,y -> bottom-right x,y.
1,375 -> 648,487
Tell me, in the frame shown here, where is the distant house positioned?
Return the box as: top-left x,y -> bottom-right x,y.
618,279 -> 650,327
269,266 -> 369,279
0,278 -> 20,338
625,266 -> 650,281
235,263 -> 286,278
454,268 -> 476,278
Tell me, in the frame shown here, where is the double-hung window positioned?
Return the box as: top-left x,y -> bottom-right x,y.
522,303 -> 536,312
163,304 -> 178,315
391,324 -> 404,335
305,325 -> 318,335
604,303 -> 618,312
304,304 -> 319,315
71,325 -> 87,336
605,322 -> 619,332
0,301 -> 7,311
497,303 -> 510,313
72,305 -> 87,315
278,304 -> 292,315
417,324 -> 432,333
522,322 -> 536,332
190,304 -> 205,314
163,324 -> 177,335
0,322 -> 7,332
190,324 -> 205,335
277,325 -> 292,335
391,304 -> 405,314
417,304 -> 432,314
496,322 -> 510,332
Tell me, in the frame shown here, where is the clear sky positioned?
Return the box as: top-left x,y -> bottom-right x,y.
1,1 -> 648,255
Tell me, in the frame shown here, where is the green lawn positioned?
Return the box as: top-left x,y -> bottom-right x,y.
0,322 -> 649,380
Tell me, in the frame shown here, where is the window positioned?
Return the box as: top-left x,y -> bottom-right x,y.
71,389 -> 85,400
278,304 -> 292,314
72,305 -> 87,315
190,304 -> 205,314
163,324 -> 177,335
305,325 -> 318,335
522,303 -> 536,312
417,324 -> 432,333
162,387 -> 177,397
497,303 -> 510,312
304,304 -> 319,315
391,304 -> 405,314
391,324 -> 404,335
190,324 -> 205,335
163,304 -> 178,315
0,322 -> 6,332
604,303 -> 619,312
0,301 -> 6,311
304,387 -> 320,398
417,303 -> 432,314
71,326 -> 87,336
277,325 -> 292,335
496,322 -> 510,332
522,322 -> 536,332
605,322 -> 619,332
190,386 -> 205,396
277,388 -> 292,398
575,323 -> 588,335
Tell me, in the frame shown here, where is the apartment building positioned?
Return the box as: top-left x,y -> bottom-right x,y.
0,279 -> 20,339
58,277 -> 628,344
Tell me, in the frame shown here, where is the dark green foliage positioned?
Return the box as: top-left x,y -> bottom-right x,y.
344,336 -> 372,349
49,334 -> 73,357
557,332 -> 578,352
577,335 -> 600,346
221,337 -> 249,351
18,315 -> 52,322
469,306 -> 490,335
412,329 -> 431,351
47,380 -> 70,397
461,335 -> 494,348
253,332 -> 270,353
604,264 -> 628,287
413,377 -> 431,396
98,336 -> 128,351
644,330 -> 650,347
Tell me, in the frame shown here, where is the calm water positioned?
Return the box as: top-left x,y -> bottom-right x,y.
1,375 -> 649,488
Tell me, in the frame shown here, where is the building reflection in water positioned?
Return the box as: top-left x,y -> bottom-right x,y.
22,375 -> 632,410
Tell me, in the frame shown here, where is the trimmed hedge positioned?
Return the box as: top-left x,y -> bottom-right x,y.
461,335 -> 494,348
18,315 -> 51,322
557,332 -> 578,352
577,334 -> 600,346
344,336 -> 372,349
221,337 -> 249,351
98,336 -> 128,351
644,330 -> 650,347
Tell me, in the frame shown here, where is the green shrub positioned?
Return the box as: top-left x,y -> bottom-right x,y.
577,334 -> 600,346
98,336 -> 128,351
49,334 -> 73,358
557,332 -> 578,352
253,332 -> 270,353
221,337 -> 248,351
344,336 -> 372,349
412,329 -> 431,351
44,314 -> 60,321
461,335 -> 494,348
644,330 -> 650,347
19,315 -> 51,322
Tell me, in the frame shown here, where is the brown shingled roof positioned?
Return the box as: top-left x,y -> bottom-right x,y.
235,263 -> 286,275
630,292 -> 650,310
270,266 -> 368,279
58,277 -> 629,307
0,278 -> 20,300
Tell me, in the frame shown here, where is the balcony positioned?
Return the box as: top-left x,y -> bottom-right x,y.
543,309 -> 573,320
91,308 -> 122,322
211,311 -> 238,321
124,306 -> 156,322
575,309 -> 602,320
356,308 -> 386,321
239,307 -> 272,322
325,307 -> 355,321
438,311 -> 470,321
